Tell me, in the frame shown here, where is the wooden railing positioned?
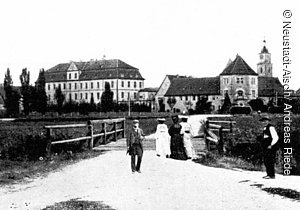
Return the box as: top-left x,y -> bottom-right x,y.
45,118 -> 125,159
205,120 -> 236,155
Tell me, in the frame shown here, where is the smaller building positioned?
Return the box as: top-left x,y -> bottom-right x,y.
138,87 -> 158,101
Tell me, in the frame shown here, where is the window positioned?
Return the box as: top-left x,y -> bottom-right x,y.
237,90 -> 243,97
85,83 -> 88,89
185,96 -> 188,100
193,96 -> 196,101
97,92 -> 100,100
128,92 -> 130,99
69,73 -> 71,79
252,90 -> 256,98
134,92 -> 137,99
48,84 -> 50,90
63,83 -> 66,90
121,81 -> 124,87
85,93 -> 88,100
121,92 -> 124,98
75,93 -> 77,100
111,81 -> 114,88
134,81 -> 136,88
97,82 -> 100,89
74,73 -> 77,79
75,83 -> 77,90
80,83 -> 83,89
251,78 -> 256,85
236,78 -> 240,84
139,82 -> 142,88
240,78 -> 244,84
128,81 -> 130,88
69,93 -> 72,100
223,78 -> 229,84
80,93 -> 83,100
91,92 -> 93,99
91,82 -> 93,89
69,83 -> 71,90
180,96 -> 183,100
53,84 -> 56,89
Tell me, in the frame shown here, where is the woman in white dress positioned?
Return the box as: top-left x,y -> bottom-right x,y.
155,118 -> 171,158
180,116 -> 195,159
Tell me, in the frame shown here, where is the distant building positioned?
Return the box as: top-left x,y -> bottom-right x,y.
138,87 -> 158,101
160,42 -> 283,112
154,75 -> 187,112
44,59 -> 145,104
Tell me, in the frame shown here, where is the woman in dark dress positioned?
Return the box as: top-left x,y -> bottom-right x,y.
168,115 -> 187,160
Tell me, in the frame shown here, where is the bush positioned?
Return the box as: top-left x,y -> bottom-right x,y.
268,106 -> 284,114
230,106 -> 252,115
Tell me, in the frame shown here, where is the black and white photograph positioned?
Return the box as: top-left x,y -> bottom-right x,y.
0,0 -> 299,209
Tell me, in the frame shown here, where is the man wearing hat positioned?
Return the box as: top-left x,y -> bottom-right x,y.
155,118 -> 171,158
259,116 -> 279,179
127,119 -> 145,173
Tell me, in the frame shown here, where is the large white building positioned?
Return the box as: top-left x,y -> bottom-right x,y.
45,59 -> 144,104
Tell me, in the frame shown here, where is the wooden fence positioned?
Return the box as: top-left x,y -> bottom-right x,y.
45,118 -> 125,159
205,120 -> 236,155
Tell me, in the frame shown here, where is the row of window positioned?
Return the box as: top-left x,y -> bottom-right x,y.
222,77 -> 256,85
223,90 -> 256,98
49,91 -> 138,101
47,80 -> 143,91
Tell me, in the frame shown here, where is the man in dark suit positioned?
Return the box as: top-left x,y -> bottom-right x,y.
259,116 -> 279,179
127,120 -> 145,174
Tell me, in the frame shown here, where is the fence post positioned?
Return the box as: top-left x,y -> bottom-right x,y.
46,127 -> 52,160
205,120 -> 210,151
218,126 -> 224,155
122,119 -> 126,138
103,122 -> 107,144
114,122 -> 117,141
88,121 -> 94,149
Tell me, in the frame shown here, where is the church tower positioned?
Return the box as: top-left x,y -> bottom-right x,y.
257,40 -> 273,77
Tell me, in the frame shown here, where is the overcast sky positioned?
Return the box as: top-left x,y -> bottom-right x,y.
0,0 -> 299,90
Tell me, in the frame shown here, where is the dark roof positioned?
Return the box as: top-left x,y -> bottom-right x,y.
45,59 -> 144,82
167,75 -> 187,81
258,77 -> 283,96
139,87 -> 158,92
165,77 -> 220,96
261,46 -> 269,54
220,55 -> 258,76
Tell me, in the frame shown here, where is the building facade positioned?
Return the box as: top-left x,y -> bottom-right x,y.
161,43 -> 283,112
45,59 -> 144,104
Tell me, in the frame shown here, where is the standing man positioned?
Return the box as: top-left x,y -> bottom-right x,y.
259,116 -> 279,179
127,119 -> 145,174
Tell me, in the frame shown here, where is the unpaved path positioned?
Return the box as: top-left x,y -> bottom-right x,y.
0,137 -> 299,210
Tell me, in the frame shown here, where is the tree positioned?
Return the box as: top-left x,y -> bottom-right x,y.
248,98 -> 267,112
54,86 -> 65,115
101,82 -> 113,112
89,94 -> 96,112
220,93 -> 232,113
34,69 -> 47,114
167,97 -> 176,110
195,96 -> 211,114
20,68 -> 34,116
4,68 -> 20,117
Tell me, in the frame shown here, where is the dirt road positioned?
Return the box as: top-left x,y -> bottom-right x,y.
0,138 -> 299,210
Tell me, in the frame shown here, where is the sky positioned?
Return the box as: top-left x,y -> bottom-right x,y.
0,0 -> 299,90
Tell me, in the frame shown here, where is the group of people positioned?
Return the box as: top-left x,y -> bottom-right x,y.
155,115 -> 195,160
126,115 -> 196,174
126,115 -> 279,180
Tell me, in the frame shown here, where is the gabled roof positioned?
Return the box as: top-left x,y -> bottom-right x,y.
258,77 -> 283,97
220,55 -> 258,76
45,59 -> 144,82
165,77 -> 220,96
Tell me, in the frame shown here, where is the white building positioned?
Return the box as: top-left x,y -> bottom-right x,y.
45,59 -> 144,104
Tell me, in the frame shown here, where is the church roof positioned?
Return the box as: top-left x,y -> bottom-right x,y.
45,59 -> 144,82
220,55 -> 258,76
261,45 -> 269,54
165,77 -> 220,96
258,77 -> 283,96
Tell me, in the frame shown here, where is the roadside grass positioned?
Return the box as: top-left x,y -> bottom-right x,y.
42,199 -> 115,210
0,149 -> 107,186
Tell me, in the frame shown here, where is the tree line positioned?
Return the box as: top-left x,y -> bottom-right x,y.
3,69 -> 152,117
